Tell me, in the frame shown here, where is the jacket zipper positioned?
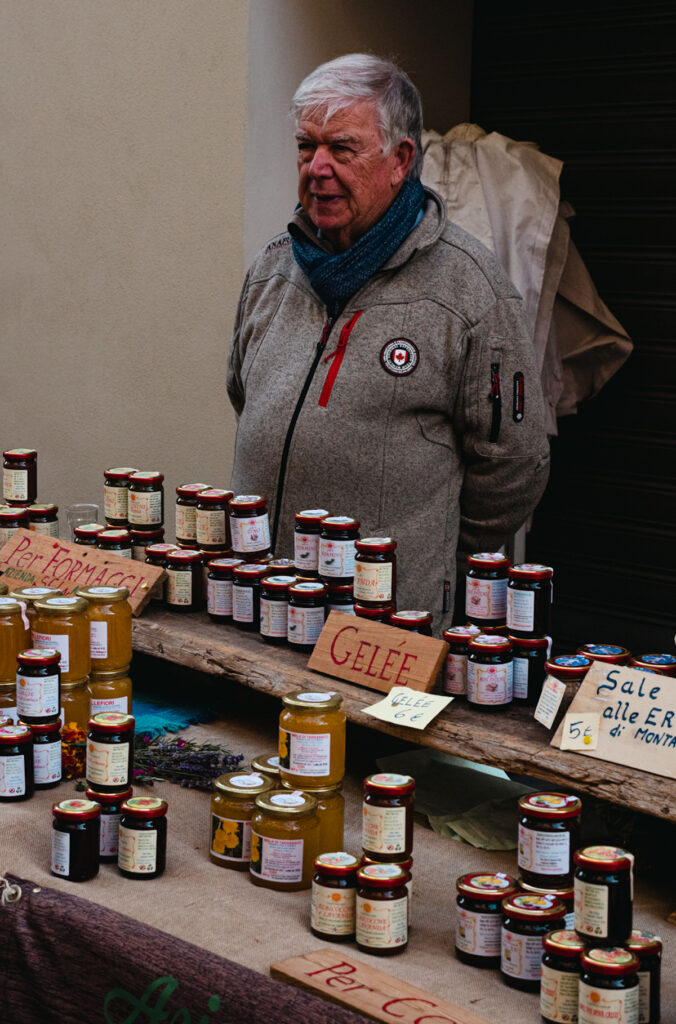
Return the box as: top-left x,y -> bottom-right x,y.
489,362 -> 501,443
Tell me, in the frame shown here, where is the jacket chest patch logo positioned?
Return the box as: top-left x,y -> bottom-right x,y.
380,338 -> 419,376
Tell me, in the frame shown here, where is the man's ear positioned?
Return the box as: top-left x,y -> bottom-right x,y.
391,138 -> 416,186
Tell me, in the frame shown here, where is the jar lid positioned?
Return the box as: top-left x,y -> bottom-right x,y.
28,503 -> 58,516
4,448 -> 37,459
250,753 -> 280,776
266,558 -> 296,571
233,563 -> 270,580
85,785 -> 133,804
295,509 -> 330,526
104,467 -> 138,480
574,845 -> 633,870
0,506 -> 29,521
167,549 -> 203,566
315,852 -> 361,875
355,537 -> 396,553
61,678 -> 88,690
34,596 -> 89,615
89,665 -> 131,681
28,720 -> 61,734
289,581 -> 327,597
509,635 -> 549,650
9,587 -> 62,605
362,854 -> 413,872
52,798 -> 101,821
201,548 -> 233,562
545,655 -> 592,678
197,488 -> 234,504
626,930 -> 663,954
443,626 -> 482,644
456,872 -> 519,900
389,610 -> 433,626
229,494 -> 267,512
580,948 -> 639,976
18,647 -> 61,667
121,796 -> 168,818
0,724 -> 32,743
518,793 -> 581,820
208,557 -> 245,574
364,772 -> 415,795
76,586 -> 129,603
130,471 -> 164,484
354,603 -> 394,620
467,552 -> 510,568
88,711 -> 135,733
262,574 -> 297,591
320,515 -> 360,531
74,522 -> 105,538
97,529 -> 132,543
282,690 -> 342,710
176,483 -> 211,497
0,597 -> 23,614
543,930 -> 586,956
518,880 -> 573,900
214,771 -> 274,796
357,863 -> 408,887
501,893 -> 566,920
469,634 -> 513,653
130,528 -> 165,542
281,780 -> 342,797
631,653 -> 676,670
254,789 -> 317,816
509,563 -> 554,579
146,543 -> 180,558
577,643 -> 631,662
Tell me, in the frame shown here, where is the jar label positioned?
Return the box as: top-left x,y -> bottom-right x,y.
540,964 -> 580,1023
260,597 -> 288,638
501,927 -> 544,981
51,828 -> 70,876
0,705 -> 18,724
356,894 -> 407,949
3,467 -> 28,502
312,880 -> 356,936
104,484 -> 129,521
230,513 -> 271,553
513,657 -> 530,699
287,605 -> 325,645
250,833 -> 303,883
118,824 -> 158,873
132,545 -> 148,562
208,578 -> 233,617
31,520 -> 60,538
353,562 -> 393,602
16,673 -> 60,717
90,620 -> 108,660
0,525 -> 20,544
232,585 -> 254,623
518,824 -> 570,875
444,652 -> 468,695
0,753 -> 26,796
90,695 -> 129,715
128,490 -> 163,526
32,632 -> 70,674
100,811 -> 122,857
294,533 -> 320,572
86,739 -> 130,786
467,661 -> 513,705
456,906 -> 501,957
211,813 -> 251,862
196,508 -> 227,547
175,503 -> 197,541
166,568 -> 193,607
279,728 -> 330,777
361,804 -> 407,855
638,971 -> 650,1024
578,980 -> 638,1024
318,538 -> 356,578
328,602 -> 356,615
574,878 -> 609,938
507,588 -> 535,631
465,577 -> 507,620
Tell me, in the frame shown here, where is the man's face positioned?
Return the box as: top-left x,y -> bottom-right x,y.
296,100 -> 414,252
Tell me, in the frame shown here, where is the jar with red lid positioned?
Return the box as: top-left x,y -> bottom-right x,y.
501,893 -> 566,991
228,495 -> 271,560
630,653 -> 676,677
311,851 -> 360,942
510,635 -> 548,705
97,528 -> 132,559
518,792 -> 581,887
51,798 -> 101,881
265,557 -> 294,574
574,845 -> 633,944
103,467 -> 138,526
130,527 -> 164,561
506,563 -> 553,637
627,930 -> 662,1024
16,647 -> 61,724
287,582 -> 327,651
29,720 -> 62,788
467,634 -> 513,709
0,723 -> 34,800
73,522 -> 105,546
545,654 -> 592,705
389,610 -> 433,635
455,872 -> 519,968
540,929 -> 586,1024
3,448 -> 37,506
145,542 -> 177,604
318,516 -> 360,584
195,489 -> 234,551
294,509 -> 329,577
128,471 -> 164,530
354,603 -> 394,624
206,557 -> 244,621
577,643 -> 632,665
166,549 -> 203,611
28,503 -> 59,537
0,505 -> 30,543
353,538 -> 396,607
465,552 -> 510,626
327,583 -> 355,615
86,711 -> 135,793
118,796 -> 168,879
362,772 -> 414,862
85,785 -> 133,862
232,563 -> 269,630
443,625 -> 481,696
175,483 -> 210,545
362,853 -> 413,925
260,575 -> 295,643
356,863 -> 408,955
519,880 -> 574,930
579,949 -> 639,1024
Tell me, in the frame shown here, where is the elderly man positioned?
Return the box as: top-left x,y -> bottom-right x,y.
227,54 -> 550,629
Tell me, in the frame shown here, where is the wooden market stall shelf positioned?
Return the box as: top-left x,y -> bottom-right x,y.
132,608 -> 676,823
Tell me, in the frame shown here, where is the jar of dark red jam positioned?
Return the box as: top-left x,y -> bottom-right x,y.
232,563 -> 269,630
630,653 -> 676,677
206,557 -> 244,621
506,564 -> 553,638
16,647 -> 61,724
579,949 -> 639,1024
311,852 -> 360,942
128,471 -> 164,531
443,625 -> 481,696
574,845 -> 633,945
73,522 -> 105,546
0,505 -> 30,544
518,793 -> 581,887
96,529 -> 133,559
510,635 -> 548,705
28,503 -> 59,537
294,509 -> 329,577
467,634 -> 513,709
356,863 -> 408,956
577,643 -> 632,665
51,798 -> 101,881
145,542 -> 178,604
266,558 -> 296,574
465,552 -> 510,627
287,581 -> 327,651
362,772 -> 415,862
501,893 -> 566,992
627,930 -> 662,1024
28,720 -> 62,789
165,549 -> 203,611
118,796 -> 168,879
389,610 -> 433,635
540,929 -> 586,1024
228,495 -> 271,561
318,516 -> 360,584
3,448 -> 37,506
259,575 -> 295,643
175,483 -> 210,545
195,489 -> 234,551
86,785 -> 133,862
354,603 -> 394,624
0,724 -> 33,800
519,880 -> 575,930
103,467 -> 138,526
326,583 -> 355,615
353,538 -> 396,607
86,711 -> 135,793
130,527 -> 164,561
455,872 -> 519,968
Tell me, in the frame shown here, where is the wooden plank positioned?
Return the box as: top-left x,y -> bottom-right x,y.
131,609 -> 676,822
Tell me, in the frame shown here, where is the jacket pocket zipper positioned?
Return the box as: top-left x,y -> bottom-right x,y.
489,362 -> 501,443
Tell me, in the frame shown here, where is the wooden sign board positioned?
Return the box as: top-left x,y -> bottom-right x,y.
0,529 -> 164,616
271,948 -> 492,1024
551,661 -> 676,780
308,611 -> 448,694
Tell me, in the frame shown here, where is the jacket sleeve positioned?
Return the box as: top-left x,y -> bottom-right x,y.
455,295 -> 550,556
226,269 -> 252,417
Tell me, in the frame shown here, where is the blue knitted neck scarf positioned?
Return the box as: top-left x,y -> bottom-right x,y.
291,178 -> 425,319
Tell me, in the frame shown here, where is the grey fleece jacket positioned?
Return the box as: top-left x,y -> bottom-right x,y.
227,187 -> 550,630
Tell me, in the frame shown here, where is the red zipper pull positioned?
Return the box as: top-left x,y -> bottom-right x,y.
318,311 -> 363,407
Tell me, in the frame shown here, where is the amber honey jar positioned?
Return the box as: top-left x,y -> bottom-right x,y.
51,798 -> 101,881
467,634 -> 513,709
28,503 -> 59,537
579,949 -> 639,1024
282,780 -> 344,854
103,467 -> 138,526
118,796 -> 168,879
60,679 -> 89,779
88,666 -> 133,717
501,893 -> 566,992
73,522 -> 105,546
0,597 -> 31,681
442,625 -> 482,696
96,528 -> 133,559
195,489 -> 234,551
574,845 -> 633,945
175,483 -> 210,545
0,505 -> 30,543
311,852 -> 360,942
166,549 -> 203,611
540,929 -> 586,1024
353,538 -> 397,607
259,574 -> 295,643
86,711 -> 135,793
389,610 -> 433,635
32,596 -> 90,683
30,720 -> 62,789
0,723 -> 34,800
279,690 -> 345,788
9,587 -> 63,626
466,552 -> 510,626
16,647 -> 61,724
229,494 -> 272,560
130,528 -> 165,561
318,516 -> 360,584
577,643 -> 632,665
518,792 -> 581,888
627,930 -> 662,1024
506,563 -> 554,638
294,509 -> 329,577
250,752 -> 281,783
210,770 -> 274,870
3,448 -> 37,505
76,586 -> 132,672
250,789 -> 320,891
85,785 -> 133,862
356,863 -> 409,956
362,772 -> 415,862
287,582 -> 327,650
455,872 -> 519,969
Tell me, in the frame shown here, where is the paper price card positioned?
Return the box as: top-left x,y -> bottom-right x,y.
534,676 -> 566,729
364,687 -> 452,730
560,712 -> 600,751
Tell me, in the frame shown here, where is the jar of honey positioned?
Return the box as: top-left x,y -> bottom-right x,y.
579,949 -> 640,1024
9,587 -> 63,626
260,575 -> 296,643
76,586 -> 132,672
96,528 -> 132,558
16,647 -> 61,724
0,683 -> 16,722
250,789 -> 320,891
165,549 -> 203,611
287,582 -> 327,650
3,448 -> 37,505
128,471 -> 164,530
104,467 -> 138,526
356,863 -> 408,955
540,929 -> 586,1024
51,798 -> 101,881
501,893 -> 566,991
61,679 -> 89,779
32,596 -> 90,683
28,503 -> 59,537
354,603 -> 394,624
73,522 -> 105,546
250,752 -> 281,783
232,563 -> 269,630
518,793 -> 581,888
311,852 -> 360,942
30,720 -> 62,789
86,711 -> 135,793
195,489 -> 234,551
0,723 -> 34,800
318,516 -> 360,584
467,634 -> 513,709
327,583 -> 355,615
630,653 -> 676,677
466,552 -> 510,627
510,635 -> 548,705
85,785 -> 133,862
145,542 -> 178,604
574,845 -> 633,945
294,509 -> 330,577
88,666 -> 133,717
0,505 -> 30,543
282,780 -> 344,854
362,773 -> 415,862
118,796 -> 168,879
279,690 -> 345,788
130,528 -> 165,561
389,610 -> 433,635
353,538 -> 397,607
506,564 -> 554,638
0,598 -> 31,681
443,625 -> 482,696
455,872 -> 519,968
228,495 -> 272,560
577,643 -> 632,665
210,770 -> 273,870
175,483 -> 210,545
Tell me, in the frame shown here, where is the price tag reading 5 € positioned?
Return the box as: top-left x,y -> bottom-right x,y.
560,712 -> 600,751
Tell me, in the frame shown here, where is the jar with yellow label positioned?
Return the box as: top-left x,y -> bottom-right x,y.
250,752 -> 281,783
311,852 -> 360,942
32,596 -> 90,683
0,597 -> 31,681
279,690 -> 345,788
88,666 -> 133,717
356,863 -> 409,956
210,770 -> 274,870
250,789 -> 319,891
9,587 -> 63,626
282,780 -> 344,854
61,679 -> 89,779
76,586 -> 132,672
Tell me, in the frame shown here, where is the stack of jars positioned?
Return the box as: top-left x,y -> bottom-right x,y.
1,448 -> 61,540
102,467 -> 165,561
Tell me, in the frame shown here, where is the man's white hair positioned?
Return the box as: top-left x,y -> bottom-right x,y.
291,53 -> 423,179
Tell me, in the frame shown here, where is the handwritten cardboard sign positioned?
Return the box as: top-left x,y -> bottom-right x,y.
308,611 -> 448,694
552,661 -> 676,779
271,948 -> 492,1024
364,687 -> 453,730
560,712 -> 600,751
0,529 -> 164,616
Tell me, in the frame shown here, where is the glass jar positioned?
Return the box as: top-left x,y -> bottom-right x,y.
206,557 -> 244,621
210,770 -> 274,870
506,563 -> 554,638
194,489 -> 233,551
61,679 -> 89,779
294,509 -> 330,577
9,587 -> 63,626
354,603 -> 394,624
545,654 -> 592,704
362,772 -> 415,862
389,610 -> 433,635
0,723 -> 34,800
630,653 -> 676,677
282,780 -> 344,854
85,785 -> 133,862
0,597 -> 31,681
88,666 -> 133,717
442,625 -> 482,696
455,872 -> 519,968
0,682 -> 16,723
3,448 -> 37,505
175,483 -> 210,545
130,528 -> 165,561
0,582 -> 7,596
518,793 -> 581,887
0,504 -> 30,543
103,467 -> 138,526
540,929 -> 586,1024
128,471 -> 164,531
145,542 -> 178,604
467,634 -> 513,709
86,711 -> 135,793
51,798 -> 101,881
574,845 -> 633,944
579,949 -> 640,1024
32,595 -> 90,683
501,893 -> 566,992
311,852 -> 360,942
228,494 -> 272,561
287,582 -> 327,650
510,635 -> 548,705
327,583 -> 355,616
266,557 -> 296,574
356,863 -> 408,956
362,853 -> 413,926
627,930 -> 662,1024
279,690 -> 345,788
29,720 -> 62,789
465,552 -> 510,626
259,575 -> 295,643
96,528 -> 133,558
73,522 -> 105,546
518,880 -> 575,930
353,538 -> 397,607
165,549 -> 203,612
250,789 -> 320,892
577,643 -> 632,666
118,796 -> 168,879
76,586 -> 132,672
28,503 -> 59,537
16,647 -> 61,724
232,563 -> 269,630
318,516 -> 360,584
250,752 -> 281,783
